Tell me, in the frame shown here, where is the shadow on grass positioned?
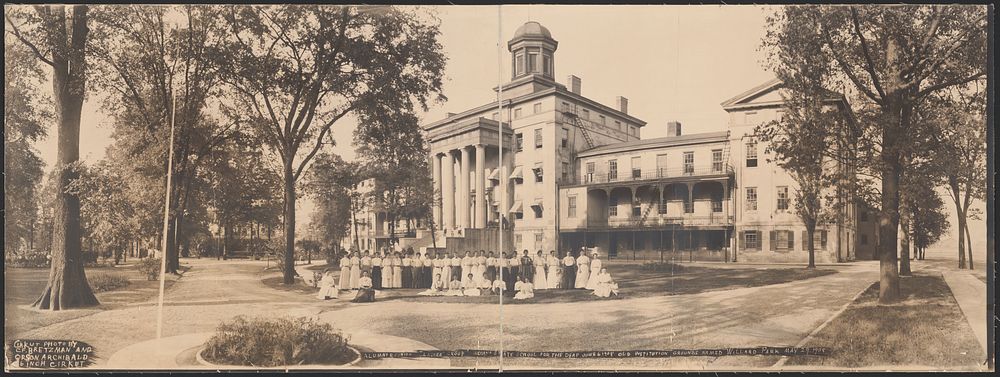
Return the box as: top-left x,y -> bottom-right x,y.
785,273 -> 984,369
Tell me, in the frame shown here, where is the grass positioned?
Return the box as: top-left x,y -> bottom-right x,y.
87,272 -> 131,293
262,276 -> 320,295
785,273 -> 984,369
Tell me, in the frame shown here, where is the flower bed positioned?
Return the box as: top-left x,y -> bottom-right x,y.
200,316 -> 357,367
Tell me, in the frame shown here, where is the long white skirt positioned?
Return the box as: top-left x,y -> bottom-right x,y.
533,265 -> 548,289
575,266 -> 590,288
585,267 -> 601,290
317,286 -> 339,300
547,266 -> 562,289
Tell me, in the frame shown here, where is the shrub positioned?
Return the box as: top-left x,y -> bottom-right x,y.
201,316 -> 354,367
6,250 -> 50,268
640,261 -> 686,273
87,272 -> 131,292
137,257 -> 162,281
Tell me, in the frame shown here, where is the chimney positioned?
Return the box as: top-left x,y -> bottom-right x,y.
615,96 -> 629,114
667,121 -> 682,137
567,75 -> 581,95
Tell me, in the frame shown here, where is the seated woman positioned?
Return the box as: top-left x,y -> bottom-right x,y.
446,277 -> 464,296
592,268 -> 620,298
462,273 -> 481,296
418,273 -> 447,296
352,271 -> 375,303
513,276 -> 534,300
316,269 -> 339,300
490,278 -> 505,296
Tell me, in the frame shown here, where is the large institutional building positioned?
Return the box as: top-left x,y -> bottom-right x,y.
347,21 -> 876,263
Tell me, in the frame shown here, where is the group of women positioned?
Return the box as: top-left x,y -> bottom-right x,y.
316,246 -> 620,302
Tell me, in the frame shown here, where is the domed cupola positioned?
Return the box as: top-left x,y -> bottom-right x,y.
508,21 -> 558,80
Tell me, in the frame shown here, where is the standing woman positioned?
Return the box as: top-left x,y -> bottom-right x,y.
508,251 -> 520,293
561,250 -> 576,290
371,251 -> 383,290
499,252 -> 512,293
432,253 -> 445,290
391,252 -> 403,289
461,251 -> 473,283
401,252 -> 413,289
586,251 -> 603,290
441,251 -> 452,286
361,251 -> 373,286
349,251 -> 362,290
450,253 -> 462,283
421,252 -> 434,288
339,252 -> 352,290
546,250 -> 561,289
520,250 -> 534,283
485,251 -> 497,283
475,250 -> 487,285
575,249 -> 591,289
533,250 -> 548,290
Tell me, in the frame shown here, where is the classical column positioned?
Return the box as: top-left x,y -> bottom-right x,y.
499,147 -> 512,228
475,144 -> 487,228
432,153 -> 442,228
459,147 -> 472,228
442,150 -> 455,229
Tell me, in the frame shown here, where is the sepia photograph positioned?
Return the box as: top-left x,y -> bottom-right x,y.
3,3 -> 994,372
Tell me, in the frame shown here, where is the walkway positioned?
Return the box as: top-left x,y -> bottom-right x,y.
942,271 -> 989,356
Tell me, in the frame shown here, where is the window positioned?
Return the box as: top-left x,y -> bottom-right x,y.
582,109 -> 590,120
533,205 -> 543,218
534,128 -> 543,149
562,102 -> 571,112
561,162 -> 569,181
712,149 -> 723,173
528,52 -> 539,73
514,108 -> 523,119
809,230 -> 828,250
658,196 -> 667,214
860,234 -> 868,245
492,112 -> 499,120
745,231 -> 760,250
568,196 -> 577,218
746,142 -> 758,167
515,234 -> 523,248
631,156 -> 642,179
598,115 -> 606,126
615,121 -> 622,131
629,126 -> 638,137
684,197 -> 694,214
561,128 -> 569,148
609,198 -> 618,217
712,199 -> 722,213
515,133 -> 523,152
533,163 -> 543,183
683,152 -> 694,175
515,53 -> 525,76
535,232 -> 543,245
585,162 -> 595,182
632,204 -> 642,217
656,154 -> 668,177
777,186 -> 790,211
746,187 -> 758,211
608,160 -> 618,181
774,230 -> 794,250
533,102 -> 542,114
543,54 -> 552,75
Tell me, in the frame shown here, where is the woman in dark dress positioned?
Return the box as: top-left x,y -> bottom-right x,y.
519,250 -> 534,282
371,252 -> 383,290
562,250 -> 577,290
401,252 -> 413,289
352,271 -> 376,303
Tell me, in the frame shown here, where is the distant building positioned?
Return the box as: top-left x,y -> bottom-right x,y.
349,21 -> 873,263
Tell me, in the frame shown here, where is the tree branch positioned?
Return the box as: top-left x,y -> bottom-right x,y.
849,7 -> 886,98
5,14 -> 55,67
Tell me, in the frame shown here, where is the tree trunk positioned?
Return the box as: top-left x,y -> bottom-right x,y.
949,178 -> 967,268
965,221 -> 973,270
282,161 -> 297,284
877,101 -> 902,304
806,223 -> 816,269
900,218 -> 911,276
33,5 -> 99,310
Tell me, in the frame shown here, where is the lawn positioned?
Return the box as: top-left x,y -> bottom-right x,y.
784,273 -> 984,369
4,263 -> 189,341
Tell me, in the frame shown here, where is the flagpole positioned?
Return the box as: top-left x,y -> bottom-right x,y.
496,5 -> 505,371
156,49 -> 180,340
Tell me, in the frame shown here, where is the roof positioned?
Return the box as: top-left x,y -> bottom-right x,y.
513,21 -> 552,39
577,131 -> 730,158
719,78 -> 783,109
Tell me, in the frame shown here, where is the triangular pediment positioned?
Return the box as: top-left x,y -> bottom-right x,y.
720,78 -> 786,110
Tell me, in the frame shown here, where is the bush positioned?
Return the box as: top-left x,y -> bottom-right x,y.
201,316 -> 355,367
87,272 -> 131,292
640,261 -> 687,273
137,257 -> 162,281
6,250 -> 50,268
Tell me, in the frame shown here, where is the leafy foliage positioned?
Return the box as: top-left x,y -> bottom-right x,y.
136,257 -> 162,281
87,272 -> 131,293
202,315 -> 354,367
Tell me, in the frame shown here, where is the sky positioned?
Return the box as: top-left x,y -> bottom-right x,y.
27,5 -> 986,249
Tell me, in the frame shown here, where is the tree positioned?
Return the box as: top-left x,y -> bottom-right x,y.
217,5 -> 446,284
305,153 -> 365,250
6,5 -> 99,309
907,184 -> 949,260
89,5 -> 235,273
764,5 -> 987,303
4,35 -> 51,256
68,161 -> 139,264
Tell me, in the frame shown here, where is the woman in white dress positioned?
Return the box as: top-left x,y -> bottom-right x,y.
378,252 -> 392,289
349,252 -> 362,290
317,269 -> 339,300
446,277 -> 464,296
440,252 -> 452,287
462,273 -> 481,296
418,273 -> 446,296
431,253 -> 444,289
391,252 -> 403,288
546,250 -> 561,289
593,268 -> 619,298
575,250 -> 591,289
338,253 -> 352,290
513,276 -> 534,300
532,250 -> 548,290
586,251 -> 603,290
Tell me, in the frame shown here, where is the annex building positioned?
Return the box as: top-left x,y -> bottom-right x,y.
350,21 -> 876,263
